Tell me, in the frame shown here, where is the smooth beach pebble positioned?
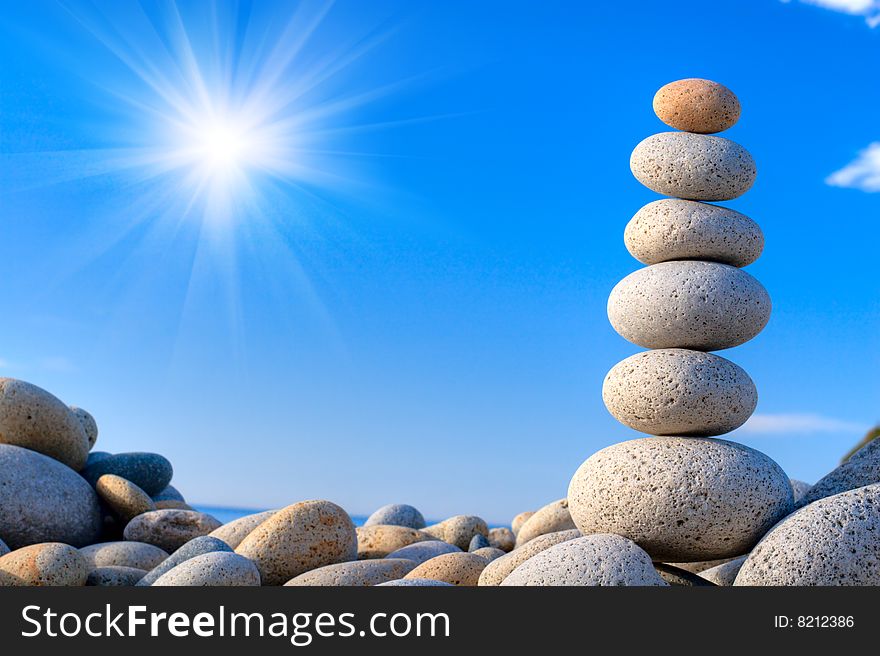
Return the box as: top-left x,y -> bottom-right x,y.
0,444 -> 102,549
363,503 -> 426,529
285,559 -> 417,586
137,535 -> 232,587
734,484 -> 880,586
151,551 -> 261,586
209,510 -> 277,549
377,578 -> 454,587
472,547 -> 506,562
624,199 -> 763,267
0,378 -> 89,471
86,451 -> 112,467
795,453 -> 880,507
478,529 -> 581,586
515,498 -> 576,547
790,479 -> 813,505
86,566 -> 146,587
152,485 -> 185,503
356,525 -> 434,559
608,261 -> 771,351
568,437 -> 794,562
0,538 -> 8,557
123,509 -> 222,553
235,500 -> 357,586
468,534 -> 491,551
654,563 -> 715,586
80,541 -> 169,571
631,132 -> 756,201
602,349 -> 757,436
403,552 -> 489,586
385,540 -> 461,565
69,406 -> 99,450
653,78 -> 741,134
501,534 -> 667,587
155,500 -> 193,511
488,527 -> 515,552
666,556 -> 740,574
81,452 -> 173,497
0,543 -> 90,586
699,555 -> 748,586
511,511 -> 534,536
423,515 -> 489,550
96,474 -> 156,522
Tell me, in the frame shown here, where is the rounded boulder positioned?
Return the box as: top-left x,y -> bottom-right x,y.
653,78 -> 741,134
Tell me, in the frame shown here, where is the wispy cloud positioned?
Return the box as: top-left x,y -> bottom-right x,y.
826,142 -> 880,192
739,413 -> 870,435
784,0 -> 880,26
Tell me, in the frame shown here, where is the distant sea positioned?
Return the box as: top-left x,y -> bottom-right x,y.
195,505 -> 368,526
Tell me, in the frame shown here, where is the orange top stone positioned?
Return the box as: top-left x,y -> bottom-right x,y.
653,78 -> 741,134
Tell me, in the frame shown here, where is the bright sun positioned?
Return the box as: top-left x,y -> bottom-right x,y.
195,119 -> 250,173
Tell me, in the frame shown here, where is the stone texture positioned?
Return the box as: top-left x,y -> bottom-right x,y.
86,566 -> 146,586
666,556 -> 739,574
602,349 -> 757,437
468,534 -> 491,551
208,510 -> 277,549
654,563 -> 715,586
624,199 -> 763,267
0,543 -> 90,586
0,378 -> 89,470
501,534 -> 668,586
151,552 -> 261,586
511,511 -> 534,536
403,552 -> 489,586
790,479 -> 812,505
235,500 -> 357,586
155,500 -> 193,510
123,509 -> 222,553
357,525 -> 434,559
385,540 -> 461,564
137,536 -> 232,587
796,454 -> 880,507
363,504 -> 426,529
377,578 -> 454,587
568,437 -> 794,562
80,541 -> 169,571
608,261 -> 771,351
423,515 -> 489,550
152,485 -> 185,503
630,132 -> 756,201
86,451 -> 112,467
472,547 -> 506,562
81,452 -> 173,496
69,406 -> 99,450
734,484 -> 880,586
0,538 -> 8,557
699,555 -> 748,586
0,444 -> 102,549
515,498 -> 577,547
653,78 -> 741,134
488,527 -> 515,552
96,474 -> 156,522
479,529 -> 582,586
285,558 -> 416,586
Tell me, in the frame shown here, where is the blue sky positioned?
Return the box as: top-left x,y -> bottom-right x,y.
1,0 -> 878,524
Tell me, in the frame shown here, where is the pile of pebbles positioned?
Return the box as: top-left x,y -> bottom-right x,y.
2,80 -> 879,587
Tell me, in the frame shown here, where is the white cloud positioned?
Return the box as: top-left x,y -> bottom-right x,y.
826,142 -> 880,192
739,413 -> 869,435
787,0 -> 880,26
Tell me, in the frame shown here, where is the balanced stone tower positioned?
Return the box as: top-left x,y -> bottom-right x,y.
568,79 -> 795,564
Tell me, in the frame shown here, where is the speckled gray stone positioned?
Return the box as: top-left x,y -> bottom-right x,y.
666,556 -> 739,573
364,504 -> 426,529
152,485 -> 185,503
208,510 -> 276,549
0,379 -> 89,470
235,500 -> 357,586
468,534 -> 491,551
796,454 -> 880,508
423,515 -> 489,550
478,529 -> 582,586
403,552 -> 489,586
0,538 -> 8,557
630,132 -> 756,201
608,261 -> 771,351
501,535 -> 668,586
472,547 -> 506,562
699,555 -> 748,586
653,78 -> 741,134
515,499 -> 577,547
285,558 -> 417,586
137,536 -> 232,586
654,563 -> 716,586
511,511 -> 534,536
625,200 -> 763,267
86,566 -> 146,586
86,451 -> 112,467
568,437 -> 794,562
603,349 -> 757,437
0,444 -> 102,549
735,484 -> 880,586
80,541 -> 169,571
377,578 -> 454,587
81,452 -> 173,496
123,509 -> 222,553
356,525 -> 434,559
0,543 -> 90,586
790,479 -> 812,505
385,540 -> 461,564
152,551 -> 261,586
488,527 -> 515,552
96,474 -> 156,522
69,406 -> 99,450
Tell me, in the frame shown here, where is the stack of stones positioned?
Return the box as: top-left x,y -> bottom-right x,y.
567,79 -> 795,567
